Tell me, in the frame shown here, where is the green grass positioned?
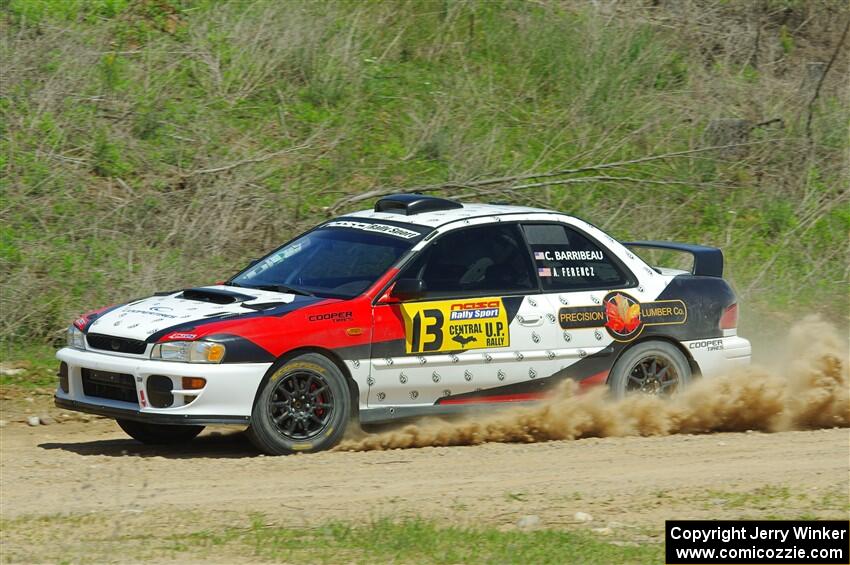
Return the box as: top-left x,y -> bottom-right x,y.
0,343 -> 58,388
706,485 -> 795,510
173,517 -> 662,564
690,484 -> 850,517
169,516 -> 662,564
0,513 -> 661,564
1,0 -> 848,351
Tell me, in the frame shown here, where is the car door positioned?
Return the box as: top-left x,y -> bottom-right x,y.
520,222 -> 638,385
368,222 -> 542,408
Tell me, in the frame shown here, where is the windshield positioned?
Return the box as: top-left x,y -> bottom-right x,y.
230,223 -> 422,298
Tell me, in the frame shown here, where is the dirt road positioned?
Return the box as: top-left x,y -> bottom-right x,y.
2,418 -> 847,535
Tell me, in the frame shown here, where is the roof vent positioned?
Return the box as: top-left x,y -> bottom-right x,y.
374,193 -> 463,215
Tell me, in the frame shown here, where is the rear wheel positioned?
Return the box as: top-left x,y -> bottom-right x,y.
116,419 -> 204,444
247,353 -> 350,455
608,340 -> 692,399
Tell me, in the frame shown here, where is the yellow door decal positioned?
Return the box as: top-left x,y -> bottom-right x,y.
401,298 -> 510,353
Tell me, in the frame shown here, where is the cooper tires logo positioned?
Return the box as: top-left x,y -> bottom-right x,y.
308,311 -> 352,323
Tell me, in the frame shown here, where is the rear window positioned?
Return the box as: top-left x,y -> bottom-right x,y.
523,224 -> 632,291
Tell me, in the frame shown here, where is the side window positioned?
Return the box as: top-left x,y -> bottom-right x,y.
401,224 -> 536,298
523,224 -> 631,291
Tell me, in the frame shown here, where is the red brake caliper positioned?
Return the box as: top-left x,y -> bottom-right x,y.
311,382 -> 325,417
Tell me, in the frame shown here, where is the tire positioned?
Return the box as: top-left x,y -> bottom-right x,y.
116,419 -> 204,444
608,340 -> 692,400
247,353 -> 350,455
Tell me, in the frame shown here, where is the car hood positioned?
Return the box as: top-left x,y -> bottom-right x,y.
85,286 -> 307,342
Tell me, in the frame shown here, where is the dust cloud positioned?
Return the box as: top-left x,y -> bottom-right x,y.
337,316 -> 848,452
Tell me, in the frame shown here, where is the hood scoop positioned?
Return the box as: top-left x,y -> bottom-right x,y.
242,301 -> 289,311
180,287 -> 256,304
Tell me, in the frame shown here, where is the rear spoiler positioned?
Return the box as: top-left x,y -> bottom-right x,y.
623,241 -> 724,277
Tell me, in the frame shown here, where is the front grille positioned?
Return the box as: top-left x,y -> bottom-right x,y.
81,368 -> 138,404
86,333 -> 148,355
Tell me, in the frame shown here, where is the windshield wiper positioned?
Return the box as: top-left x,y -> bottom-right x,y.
251,284 -> 315,297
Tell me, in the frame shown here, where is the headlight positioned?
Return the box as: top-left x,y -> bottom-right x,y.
67,326 -> 86,350
150,341 -> 226,363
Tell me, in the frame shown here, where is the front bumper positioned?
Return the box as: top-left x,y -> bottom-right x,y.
54,397 -> 250,425
55,347 -> 271,425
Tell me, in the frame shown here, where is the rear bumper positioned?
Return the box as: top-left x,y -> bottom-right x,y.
683,335 -> 752,378
55,347 -> 270,424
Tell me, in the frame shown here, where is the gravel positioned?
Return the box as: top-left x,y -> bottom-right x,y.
516,515 -> 540,529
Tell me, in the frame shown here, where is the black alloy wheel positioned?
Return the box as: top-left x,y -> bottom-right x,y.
625,354 -> 680,395
608,340 -> 692,399
248,353 -> 350,455
268,365 -> 334,440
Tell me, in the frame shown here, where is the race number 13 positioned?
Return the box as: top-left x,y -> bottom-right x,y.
409,309 -> 444,352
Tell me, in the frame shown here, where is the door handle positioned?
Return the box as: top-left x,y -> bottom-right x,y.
517,314 -> 542,326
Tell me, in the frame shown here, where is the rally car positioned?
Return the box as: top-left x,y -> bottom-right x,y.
56,194 -> 751,454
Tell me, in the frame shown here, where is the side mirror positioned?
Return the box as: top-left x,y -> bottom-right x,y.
390,278 -> 426,301
247,258 -> 260,268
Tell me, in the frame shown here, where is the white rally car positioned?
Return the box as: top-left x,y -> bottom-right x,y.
56,194 -> 751,454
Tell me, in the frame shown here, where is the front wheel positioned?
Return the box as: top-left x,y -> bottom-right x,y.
608,340 -> 692,399
116,419 -> 204,444
247,353 -> 350,455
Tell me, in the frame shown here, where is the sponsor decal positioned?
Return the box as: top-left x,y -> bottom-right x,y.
559,306 -> 606,328
163,332 -> 198,341
324,220 -> 420,239
689,338 -> 724,352
123,308 -> 180,319
401,297 -> 510,353
448,300 -> 500,321
558,292 -> 687,341
307,311 -> 353,323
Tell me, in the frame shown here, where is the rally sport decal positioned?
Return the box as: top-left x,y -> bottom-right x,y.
401,298 -> 510,353
558,291 -> 687,342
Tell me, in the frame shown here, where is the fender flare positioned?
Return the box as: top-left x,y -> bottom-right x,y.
606,335 -> 702,384
250,346 -> 361,420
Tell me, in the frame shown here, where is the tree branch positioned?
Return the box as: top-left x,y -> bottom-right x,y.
327,139 -> 781,213
508,175 -> 729,191
805,17 -> 850,141
183,142 -> 311,177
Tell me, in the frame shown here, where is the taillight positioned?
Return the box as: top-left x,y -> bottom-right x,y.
719,303 -> 738,330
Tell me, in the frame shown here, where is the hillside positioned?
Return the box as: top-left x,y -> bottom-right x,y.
1,0 -> 848,353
